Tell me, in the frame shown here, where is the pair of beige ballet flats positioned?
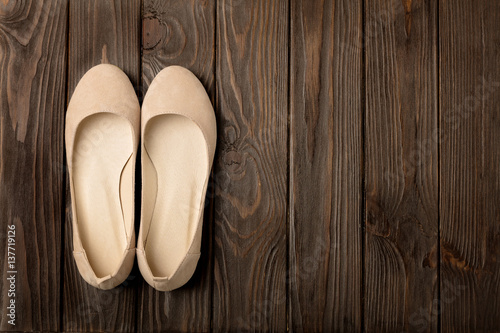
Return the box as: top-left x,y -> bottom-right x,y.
65,64 -> 216,291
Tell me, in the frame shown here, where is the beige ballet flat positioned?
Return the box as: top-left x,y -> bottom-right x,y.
65,64 -> 140,290
138,66 -> 216,291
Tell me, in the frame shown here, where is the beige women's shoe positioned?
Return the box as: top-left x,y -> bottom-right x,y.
65,64 -> 139,290
138,66 -> 216,291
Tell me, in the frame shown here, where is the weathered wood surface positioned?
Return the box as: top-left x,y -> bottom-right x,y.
212,0 -> 289,331
0,0 -> 499,331
364,0 -> 439,331
0,0 -> 68,331
289,0 -> 363,331
439,0 -> 500,331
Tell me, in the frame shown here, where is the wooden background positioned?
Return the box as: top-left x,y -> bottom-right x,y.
0,0 -> 499,332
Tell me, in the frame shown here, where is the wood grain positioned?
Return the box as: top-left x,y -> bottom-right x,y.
364,0 -> 439,331
138,0 -> 214,331
1,1 -> 500,331
0,0 -> 67,331
63,0 -> 140,331
289,0 -> 363,331
212,0 -> 288,331
439,0 -> 500,331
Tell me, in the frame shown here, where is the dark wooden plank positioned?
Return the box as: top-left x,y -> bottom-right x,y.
63,0 -> 140,331
138,0 -> 214,331
439,1 -> 500,331
212,0 -> 288,331
364,0 -> 439,331
0,1 -> 67,331
289,0 -> 362,331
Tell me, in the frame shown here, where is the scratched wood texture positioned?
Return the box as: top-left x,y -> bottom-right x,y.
364,0 -> 439,332
137,0 -> 214,332
0,0 -> 67,331
1,0 -> 500,332
289,0 -> 362,331
63,0 -> 140,332
212,0 -> 288,331
439,0 -> 500,331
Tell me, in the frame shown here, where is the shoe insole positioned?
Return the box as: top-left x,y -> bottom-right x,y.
143,114 -> 207,278
72,113 -> 134,278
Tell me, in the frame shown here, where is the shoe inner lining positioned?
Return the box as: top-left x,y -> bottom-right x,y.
72,113 -> 133,278
143,114 -> 207,278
